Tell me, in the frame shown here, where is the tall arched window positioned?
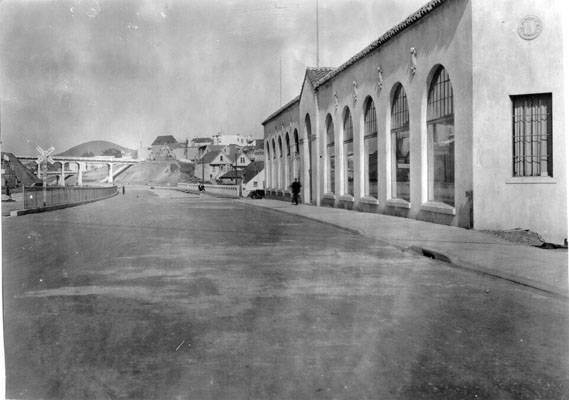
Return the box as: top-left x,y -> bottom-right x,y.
363,97 -> 378,198
427,66 -> 454,206
343,107 -> 354,195
278,137 -> 283,158
391,83 -> 410,201
293,129 -> 299,154
326,114 -> 335,193
272,139 -> 276,159
266,142 -> 271,159
285,133 -> 291,157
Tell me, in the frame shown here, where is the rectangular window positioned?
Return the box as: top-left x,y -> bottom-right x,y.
364,136 -> 378,198
391,130 -> 410,201
512,94 -> 552,177
344,142 -> 354,195
427,121 -> 454,206
328,146 -> 335,193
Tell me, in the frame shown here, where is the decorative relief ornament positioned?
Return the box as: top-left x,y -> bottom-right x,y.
334,92 -> 339,113
352,81 -> 358,105
409,47 -> 417,76
376,67 -> 384,94
518,15 -> 542,40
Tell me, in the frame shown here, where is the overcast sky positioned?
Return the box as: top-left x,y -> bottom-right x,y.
0,0 -> 427,155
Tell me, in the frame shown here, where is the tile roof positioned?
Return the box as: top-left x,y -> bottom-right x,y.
151,135 -> 179,146
314,0 -> 448,88
306,67 -> 334,87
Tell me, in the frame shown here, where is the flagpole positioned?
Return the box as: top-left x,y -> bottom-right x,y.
316,0 -> 319,67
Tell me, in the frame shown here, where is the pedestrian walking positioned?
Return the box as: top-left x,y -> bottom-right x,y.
290,178 -> 301,205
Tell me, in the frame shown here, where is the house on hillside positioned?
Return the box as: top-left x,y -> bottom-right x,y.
149,135 -> 177,160
212,133 -> 253,146
218,161 -> 265,196
171,139 -> 190,160
194,150 -> 233,183
188,137 -> 214,161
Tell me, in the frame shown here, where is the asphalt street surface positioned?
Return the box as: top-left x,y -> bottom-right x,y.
2,188 -> 568,399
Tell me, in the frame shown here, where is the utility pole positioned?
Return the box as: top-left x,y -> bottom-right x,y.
316,0 -> 319,67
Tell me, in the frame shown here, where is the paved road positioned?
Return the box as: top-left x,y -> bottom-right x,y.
2,189 -> 568,399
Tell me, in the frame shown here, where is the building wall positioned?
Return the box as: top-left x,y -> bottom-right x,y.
471,0 -> 566,243
263,101 -> 300,193
314,0 -> 473,226
299,78 -> 320,204
261,0 -> 566,242
214,134 -> 252,146
242,169 -> 265,196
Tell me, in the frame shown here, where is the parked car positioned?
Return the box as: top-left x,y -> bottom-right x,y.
248,189 -> 265,199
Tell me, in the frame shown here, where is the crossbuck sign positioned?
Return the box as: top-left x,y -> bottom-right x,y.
36,146 -> 55,165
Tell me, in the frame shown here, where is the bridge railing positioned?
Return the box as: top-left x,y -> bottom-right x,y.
23,186 -> 118,209
178,183 -> 241,198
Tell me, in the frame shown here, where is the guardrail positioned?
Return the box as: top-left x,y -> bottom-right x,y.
178,183 -> 241,198
23,186 -> 118,209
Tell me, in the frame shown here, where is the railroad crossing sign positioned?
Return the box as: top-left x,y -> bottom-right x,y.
36,146 -> 55,165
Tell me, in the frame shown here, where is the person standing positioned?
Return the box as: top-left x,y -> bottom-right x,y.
291,178 -> 301,205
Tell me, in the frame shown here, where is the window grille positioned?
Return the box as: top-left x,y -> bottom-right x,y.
427,67 -> 453,121
427,66 -> 454,206
364,99 -> 378,198
512,94 -> 552,177
391,84 -> 410,201
364,100 -> 377,138
343,108 -> 354,195
392,84 -> 409,130
326,115 -> 335,193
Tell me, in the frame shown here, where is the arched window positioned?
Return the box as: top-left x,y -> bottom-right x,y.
266,142 -> 271,159
293,129 -> 299,154
272,139 -> 276,159
285,133 -> 291,157
278,137 -> 283,158
326,114 -> 335,193
343,107 -> 354,195
363,97 -> 378,198
391,83 -> 410,201
427,66 -> 454,206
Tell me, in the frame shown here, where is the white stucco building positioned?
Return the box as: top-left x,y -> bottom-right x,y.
263,0 -> 566,243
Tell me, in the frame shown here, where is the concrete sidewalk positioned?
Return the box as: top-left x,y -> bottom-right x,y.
240,198 -> 568,298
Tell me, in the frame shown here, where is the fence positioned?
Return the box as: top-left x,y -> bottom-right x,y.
178,183 -> 241,198
23,185 -> 118,209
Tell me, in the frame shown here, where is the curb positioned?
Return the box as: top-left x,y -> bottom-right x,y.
241,200 -> 569,300
407,246 -> 568,299
9,192 -> 118,217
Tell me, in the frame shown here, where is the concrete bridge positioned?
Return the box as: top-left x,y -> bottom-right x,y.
17,155 -> 141,186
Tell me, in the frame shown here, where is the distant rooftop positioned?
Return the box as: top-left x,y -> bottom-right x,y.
151,135 -> 178,146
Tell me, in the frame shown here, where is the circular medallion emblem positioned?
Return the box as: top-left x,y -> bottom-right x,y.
518,15 -> 542,40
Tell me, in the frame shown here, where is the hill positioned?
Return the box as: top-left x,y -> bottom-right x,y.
57,140 -> 135,158
114,161 -> 196,186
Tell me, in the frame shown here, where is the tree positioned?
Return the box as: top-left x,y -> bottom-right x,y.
81,151 -> 95,157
